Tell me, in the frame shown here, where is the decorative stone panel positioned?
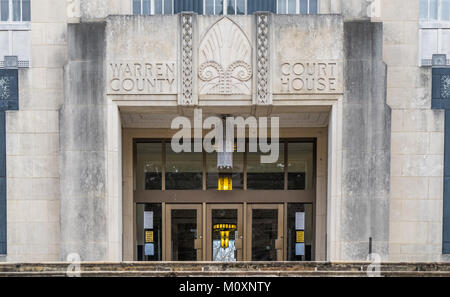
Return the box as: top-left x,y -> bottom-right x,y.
198,17 -> 252,96
181,13 -> 194,105
0,70 -> 18,111
256,13 -> 270,104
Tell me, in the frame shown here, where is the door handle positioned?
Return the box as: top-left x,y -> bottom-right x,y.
275,238 -> 283,250
235,238 -> 243,249
194,238 -> 202,250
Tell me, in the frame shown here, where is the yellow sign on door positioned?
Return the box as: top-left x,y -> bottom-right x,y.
145,231 -> 154,243
296,231 -> 305,243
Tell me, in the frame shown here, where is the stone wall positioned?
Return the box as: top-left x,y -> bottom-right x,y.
380,0 -> 448,262
4,0 -> 67,261
340,21 -> 391,260
60,22 -> 108,261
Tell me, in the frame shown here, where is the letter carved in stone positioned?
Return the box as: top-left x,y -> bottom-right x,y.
256,13 -> 270,104
198,17 -> 252,95
181,13 -> 194,105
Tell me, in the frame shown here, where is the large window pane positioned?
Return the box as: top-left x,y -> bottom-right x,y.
206,147 -> 244,190
136,203 -> 162,261
154,0 -> 162,14
277,0 -> 286,14
166,142 -> 202,190
212,209 -> 238,261
0,0 -> 8,21
419,0 -> 428,19
174,0 -> 203,14
205,0 -> 214,14
215,0 -> 223,14
133,0 -> 141,14
442,0 -> 450,20
288,142 -> 314,190
236,0 -> 245,14
22,0 -> 30,21
287,204 -> 313,261
142,0 -> 150,14
227,0 -> 235,14
136,143 -> 162,190
252,209 -> 277,261
430,0 -> 438,19
288,0 -> 296,14
247,142 -> 284,190
309,0 -> 317,14
12,0 -> 20,21
300,0 -> 307,14
171,209 -> 198,260
164,0 -> 173,14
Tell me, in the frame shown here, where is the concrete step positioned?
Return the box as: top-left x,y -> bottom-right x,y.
1,262 -> 450,276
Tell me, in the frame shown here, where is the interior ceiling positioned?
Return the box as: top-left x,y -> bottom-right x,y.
119,106 -> 330,129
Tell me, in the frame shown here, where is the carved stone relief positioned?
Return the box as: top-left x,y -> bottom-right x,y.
181,13 -> 194,105
442,75 -> 450,99
256,13 -> 270,104
198,17 -> 252,95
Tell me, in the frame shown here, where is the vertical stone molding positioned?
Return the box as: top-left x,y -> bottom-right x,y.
256,13 -> 270,105
180,13 -> 194,105
60,23 -> 108,261
341,22 -> 390,260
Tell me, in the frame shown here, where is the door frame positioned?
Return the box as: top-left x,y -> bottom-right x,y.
246,203 -> 284,261
164,204 -> 203,261
246,204 -> 284,261
206,204 -> 244,261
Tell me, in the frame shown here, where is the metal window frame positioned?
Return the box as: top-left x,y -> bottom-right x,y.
0,0 -> 30,23
276,0 -> 318,14
133,0 -> 174,15
134,138 -> 316,192
421,0 -> 448,21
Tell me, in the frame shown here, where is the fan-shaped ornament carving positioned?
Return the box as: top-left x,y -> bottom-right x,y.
198,18 -> 252,95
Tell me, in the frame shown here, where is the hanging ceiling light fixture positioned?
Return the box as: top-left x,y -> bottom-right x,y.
217,116 -> 233,191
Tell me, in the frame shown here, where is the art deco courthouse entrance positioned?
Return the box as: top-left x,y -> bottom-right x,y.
4,0 -> 450,264
57,6 -> 392,262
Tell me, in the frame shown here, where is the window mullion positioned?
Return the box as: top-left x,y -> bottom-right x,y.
8,0 -> 12,21
429,0 -> 432,20
438,0 -> 441,21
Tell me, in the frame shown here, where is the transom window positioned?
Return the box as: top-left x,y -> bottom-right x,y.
132,0 -> 318,15
205,0 -> 247,15
133,0 -> 174,15
420,0 -> 450,21
276,0 -> 318,14
0,0 -> 30,22
135,139 -> 315,191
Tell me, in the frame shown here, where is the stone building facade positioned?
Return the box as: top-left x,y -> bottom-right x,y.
0,0 -> 449,262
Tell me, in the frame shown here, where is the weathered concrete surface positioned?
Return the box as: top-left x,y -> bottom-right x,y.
60,22 -> 108,261
1,262 -> 450,277
341,21 -> 391,260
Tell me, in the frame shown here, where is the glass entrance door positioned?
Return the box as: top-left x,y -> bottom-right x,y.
246,204 -> 284,261
165,204 -> 202,261
206,204 -> 243,261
